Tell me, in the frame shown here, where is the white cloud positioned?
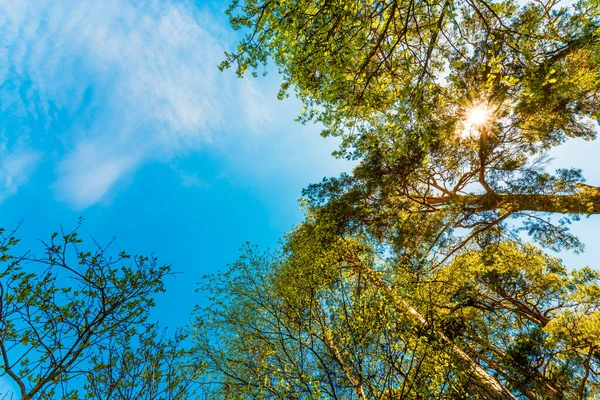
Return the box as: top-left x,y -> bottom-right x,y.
54,139 -> 143,208
0,0 -> 237,207
0,0 -> 350,208
0,145 -> 40,203
239,78 -> 274,134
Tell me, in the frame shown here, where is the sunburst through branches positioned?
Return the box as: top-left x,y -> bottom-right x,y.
461,102 -> 494,137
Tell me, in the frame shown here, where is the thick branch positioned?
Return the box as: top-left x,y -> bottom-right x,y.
426,188 -> 600,214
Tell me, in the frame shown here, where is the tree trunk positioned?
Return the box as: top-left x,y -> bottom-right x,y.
347,256 -> 517,400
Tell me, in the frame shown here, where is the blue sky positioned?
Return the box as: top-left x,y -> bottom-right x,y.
0,0 -> 599,393
0,0 -> 352,332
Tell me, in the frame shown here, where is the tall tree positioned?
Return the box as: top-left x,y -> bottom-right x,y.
0,222 -> 196,399
197,0 -> 600,398
222,0 -> 600,219
193,235 -> 600,398
194,245 -> 478,399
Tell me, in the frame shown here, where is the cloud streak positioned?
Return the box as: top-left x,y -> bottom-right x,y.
0,144 -> 40,203
0,0 -> 349,209
0,0 -> 239,208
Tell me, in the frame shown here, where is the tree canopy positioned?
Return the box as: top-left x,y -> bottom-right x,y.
223,0 -> 600,218
194,235 -> 600,398
0,222 -> 196,399
3,0 -> 599,398
191,0 -> 600,398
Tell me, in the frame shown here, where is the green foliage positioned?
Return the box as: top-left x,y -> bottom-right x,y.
193,245 -> 475,399
193,229 -> 600,398
0,222 -> 196,399
223,0 -> 600,237
225,0 -> 599,155
192,2 -> 600,397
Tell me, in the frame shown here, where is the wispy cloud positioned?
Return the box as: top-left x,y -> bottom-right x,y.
0,0 -> 348,209
180,170 -> 211,189
0,0 -> 238,207
0,136 -> 40,203
54,139 -> 144,207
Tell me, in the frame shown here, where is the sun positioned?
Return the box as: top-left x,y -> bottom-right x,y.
460,102 -> 494,137
466,105 -> 491,127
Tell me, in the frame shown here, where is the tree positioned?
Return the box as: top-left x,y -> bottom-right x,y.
194,0 -> 600,398
193,236 -> 600,399
222,0 -> 600,218
0,222 -> 196,399
193,245 -> 472,399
